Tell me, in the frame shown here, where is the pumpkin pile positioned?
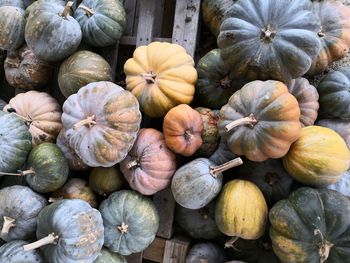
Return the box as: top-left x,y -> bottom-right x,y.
0,0 -> 350,262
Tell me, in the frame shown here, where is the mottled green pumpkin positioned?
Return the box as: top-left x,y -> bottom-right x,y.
0,240 -> 44,263
89,166 -> 124,196
0,6 -> 25,50
185,243 -> 227,263
94,248 -> 127,263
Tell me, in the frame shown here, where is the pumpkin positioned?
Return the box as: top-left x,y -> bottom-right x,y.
316,119 -> 350,148
209,138 -> 236,165
25,1 -> 82,61
0,99 -> 6,110
215,180 -> 268,248
218,80 -> 301,162
326,170 -> 350,197
163,104 -> 203,156
89,166 -> 124,196
283,126 -> 350,187
24,199 -> 104,263
287,78 -> 319,127
99,190 -> 159,255
50,178 -> 97,208
0,0 -> 25,8
0,6 -> 25,50
218,0 -> 321,82
317,67 -> 350,119
58,50 -> 112,98
171,157 -> 243,209
0,111 -> 31,173
94,248 -> 127,263
74,0 -> 126,47
0,185 -> 46,241
25,0 -> 67,18
124,41 -> 197,117
0,240 -> 44,263
270,187 -> 350,263
186,243 -> 227,263
308,0 -> 350,75
62,81 -> 141,167
3,91 -> 62,146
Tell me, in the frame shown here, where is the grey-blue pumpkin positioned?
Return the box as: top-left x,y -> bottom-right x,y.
94,248 -> 127,263
0,240 -> 44,263
0,5 -> 25,50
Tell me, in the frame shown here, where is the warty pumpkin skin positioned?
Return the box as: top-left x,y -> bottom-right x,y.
283,126 -> 350,187
316,119 -> 350,149
218,80 -> 302,162
185,243 -> 227,263
124,41 -> 197,118
94,248 -> 127,263
0,6 -> 25,50
89,166 -> 124,196
0,240 -> 44,263
62,81 -> 142,167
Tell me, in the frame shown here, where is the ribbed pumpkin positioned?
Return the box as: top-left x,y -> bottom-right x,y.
94,248 -> 127,263
0,5 -> 25,50
185,243 -> 227,263
209,138 -> 236,165
326,170 -> 350,197
62,81 -> 141,167
120,128 -> 176,195
218,80 -> 301,162
89,166 -> 124,196
0,240 -> 44,263
58,50 -> 112,98
283,126 -> 350,187
124,42 -> 197,117
316,119 -> 350,148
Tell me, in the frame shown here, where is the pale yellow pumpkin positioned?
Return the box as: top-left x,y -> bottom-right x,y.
124,42 -> 197,117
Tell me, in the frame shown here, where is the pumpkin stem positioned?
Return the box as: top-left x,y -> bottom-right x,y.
23,233 -> 59,251
48,197 -> 63,203
141,72 -> 157,84
225,113 -> 257,132
184,130 -> 194,141
314,229 -> 334,263
117,222 -> 129,234
1,216 -> 16,240
61,1 -> 74,19
0,169 -> 35,177
224,236 -> 239,248
127,159 -> 140,169
78,4 -> 95,17
73,115 -> 96,130
261,25 -> 276,42
210,157 -> 243,177
219,76 -> 231,89
4,57 -> 20,68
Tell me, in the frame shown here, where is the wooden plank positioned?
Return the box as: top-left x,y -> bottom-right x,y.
153,0 -> 166,37
126,252 -> 143,263
136,0 -> 157,46
123,0 -> 138,36
162,0 -> 176,38
101,42 -> 120,81
163,237 -> 191,263
120,36 -> 172,46
143,237 -> 166,262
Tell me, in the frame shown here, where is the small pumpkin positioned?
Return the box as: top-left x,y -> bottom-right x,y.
326,170 -> 350,197
124,41 -> 197,117
0,240 -> 44,263
99,190 -> 159,255
218,80 -> 301,162
316,119 -> 350,148
89,166 -> 124,196
94,248 -> 127,263
58,50 -> 112,98
283,126 -> 350,187
185,243 -> 227,263
209,138 -> 236,165
0,5 -> 25,50
120,128 -> 176,195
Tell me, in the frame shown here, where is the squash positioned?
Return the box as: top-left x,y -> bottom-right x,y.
58,50 -> 112,98
0,5 -> 25,50
215,180 -> 268,248
120,128 -> 176,195
99,190 -> 159,255
308,0 -> 350,75
326,170 -> 350,197
317,67 -> 350,119
218,0 -> 321,82
0,111 -> 31,173
25,1 -> 82,61
4,44 -> 53,90
0,240 -> 44,263
287,78 -> 319,127
218,80 -> 301,162
124,42 -> 197,117
0,0 -> 25,8
316,119 -> 350,148
209,138 -> 236,165
269,187 -> 350,263
24,199 -> 104,263
283,126 -> 350,187
0,99 -> 6,110
163,104 -> 203,156
89,166 -> 124,196
74,0 -> 126,47
62,81 -> 142,167
0,185 -> 46,241
186,243 -> 227,263
94,248 -> 127,263
3,91 -> 62,146
171,157 -> 243,209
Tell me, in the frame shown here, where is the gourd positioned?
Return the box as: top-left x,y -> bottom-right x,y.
0,185 -> 46,241
218,0 -> 321,82
218,80 -> 302,162
283,126 -> 350,187
316,119 -> 350,148
0,240 -> 44,263
61,81 -> 142,167
74,0 -> 126,47
94,248 -> 127,263
24,199 -> 104,263
0,5 -> 25,50
99,190 -> 159,255
209,138 -> 236,165
269,187 -> 350,263
124,41 -> 197,117
326,170 -> 350,197
120,128 -> 176,195
58,50 -> 112,98
185,243 -> 227,263
89,167 -> 124,196
171,157 -> 243,209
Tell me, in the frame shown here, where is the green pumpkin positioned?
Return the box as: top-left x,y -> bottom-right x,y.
94,248 -> 127,263
75,0 -> 126,47
185,243 -> 227,263
0,240 -> 44,263
0,5 -> 25,50
270,187 -> 350,263
89,167 -> 124,196
99,190 -> 159,255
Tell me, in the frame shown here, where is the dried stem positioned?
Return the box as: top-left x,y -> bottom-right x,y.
210,157 -> 243,177
48,197 -> 63,203
61,1 -> 73,19
141,72 -> 157,84
1,216 -> 16,240
0,169 -> 35,176
78,4 -> 95,17
117,222 -> 129,234
225,113 -> 257,132
23,233 -> 59,251
220,76 -> 231,89
224,236 -> 239,248
127,159 -> 140,169
73,115 -> 96,130
314,229 -> 333,263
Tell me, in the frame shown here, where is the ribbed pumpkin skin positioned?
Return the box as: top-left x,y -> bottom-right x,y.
94,248 -> 127,263
316,119 -> 350,149
62,81 -> 141,167
0,240 -> 44,263
218,80 -> 301,162
0,111 -> 31,173
326,170 -> 350,197
0,186 -> 46,241
124,42 -> 197,117
99,190 -> 159,256
89,167 -> 124,196
0,6 -> 25,50
283,126 -> 350,187
75,0 -> 126,47
218,0 -> 321,82
185,243 -> 227,263
58,50 -> 112,98
36,199 -> 104,263
216,180 -> 268,239
270,187 -> 350,263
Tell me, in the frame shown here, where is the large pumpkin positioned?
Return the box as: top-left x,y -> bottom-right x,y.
61,81 -> 141,167
0,240 -> 44,263
0,5 -> 25,50
218,80 -> 301,162
283,126 -> 350,187
270,187 -> 350,263
316,119 -> 350,148
185,243 -> 227,263
89,167 -> 124,196
124,42 -> 197,117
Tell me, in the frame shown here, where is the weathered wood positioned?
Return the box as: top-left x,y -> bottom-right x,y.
163,236 -> 191,263
154,0 -> 166,37
126,252 -> 143,263
162,0 -> 176,37
136,0 -> 157,46
120,36 -> 172,46
143,237 -> 166,262
101,42 -> 120,81
123,0 -> 138,36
